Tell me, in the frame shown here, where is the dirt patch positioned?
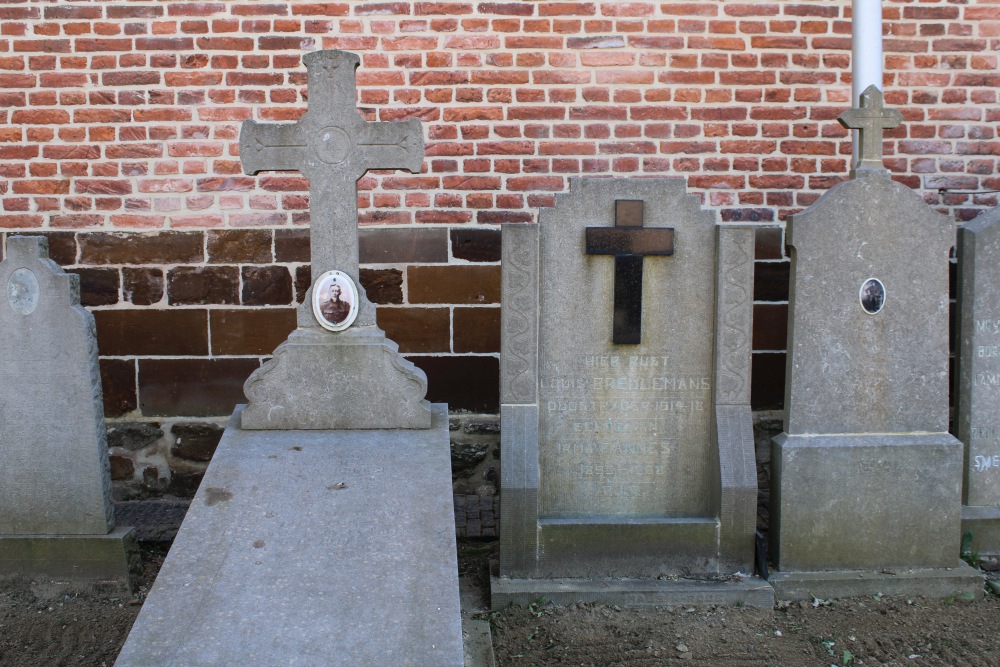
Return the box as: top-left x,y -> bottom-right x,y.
490,594 -> 1000,666
4,541 -> 1000,667
0,545 -> 165,667
473,541 -> 1000,667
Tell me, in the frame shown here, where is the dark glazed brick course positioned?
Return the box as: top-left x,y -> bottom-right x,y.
453,307 -> 501,353
294,265 -> 312,304
241,265 -> 293,305
407,265 -> 501,304
359,227 -> 448,263
210,308 -> 296,355
79,231 -> 204,265
751,351 -> 785,411
376,307 -> 450,353
274,227 -> 309,262
69,267 -> 119,306
451,228 -> 501,262
207,229 -> 274,264
9,231 -> 77,265
99,358 -> 137,418
139,358 -> 260,417
360,268 -> 403,304
753,261 -> 790,302
95,309 -> 209,356
170,423 -> 224,462
123,267 -> 165,305
754,226 -> 786,261
752,303 -> 788,351
167,266 -> 240,305
409,355 -> 499,412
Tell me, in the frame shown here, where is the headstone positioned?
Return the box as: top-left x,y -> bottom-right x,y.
0,236 -> 138,588
239,48 -> 429,430
768,87 -> 982,600
493,178 -> 772,608
116,51 -> 464,666
956,204 -> 1000,555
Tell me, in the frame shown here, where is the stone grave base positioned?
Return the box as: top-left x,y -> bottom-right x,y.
769,562 -> 984,601
115,404 -> 463,667
961,505 -> 1000,556
491,576 -> 775,609
771,433 -> 963,571
0,526 -> 139,592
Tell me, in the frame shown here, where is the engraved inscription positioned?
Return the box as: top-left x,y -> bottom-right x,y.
8,268 -> 39,315
540,353 -> 711,516
967,314 -> 1000,495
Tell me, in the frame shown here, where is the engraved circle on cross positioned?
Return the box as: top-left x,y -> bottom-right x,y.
314,125 -> 352,165
8,268 -> 39,316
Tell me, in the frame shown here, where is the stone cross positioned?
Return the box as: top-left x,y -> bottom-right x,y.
240,50 -> 424,280
838,84 -> 902,172
585,199 -> 674,344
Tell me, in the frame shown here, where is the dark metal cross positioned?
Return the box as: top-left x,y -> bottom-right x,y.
585,200 -> 674,345
240,50 -> 423,281
838,84 -> 902,172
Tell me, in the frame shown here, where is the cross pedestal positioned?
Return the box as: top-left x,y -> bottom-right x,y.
585,200 -> 675,344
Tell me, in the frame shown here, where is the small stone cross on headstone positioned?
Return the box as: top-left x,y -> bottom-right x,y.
585,199 -> 674,344
240,50 -> 424,280
838,84 -> 903,172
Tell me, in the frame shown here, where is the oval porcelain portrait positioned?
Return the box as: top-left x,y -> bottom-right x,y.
312,270 -> 359,332
859,278 -> 886,315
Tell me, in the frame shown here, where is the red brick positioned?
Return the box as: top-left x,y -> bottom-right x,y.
0,74 -> 36,88
12,179 -> 69,195
0,214 -> 44,228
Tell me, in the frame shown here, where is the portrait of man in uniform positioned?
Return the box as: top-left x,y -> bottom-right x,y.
312,270 -> 359,332
321,282 -> 351,325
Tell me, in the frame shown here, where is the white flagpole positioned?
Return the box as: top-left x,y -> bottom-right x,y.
851,0 -> 883,167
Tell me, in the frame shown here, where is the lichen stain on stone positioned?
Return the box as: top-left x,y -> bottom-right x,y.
204,487 -> 234,506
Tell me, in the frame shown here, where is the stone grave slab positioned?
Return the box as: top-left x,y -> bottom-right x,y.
769,88 -> 981,599
0,236 -> 138,589
115,405 -> 463,667
956,204 -> 1000,555
494,178 -> 768,608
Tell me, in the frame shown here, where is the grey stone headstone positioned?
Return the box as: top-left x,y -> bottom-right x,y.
956,205 -> 1000,554
0,236 -> 137,587
770,168 -> 976,599
496,179 -> 762,607
1,236 -> 112,535
238,50 -> 431,430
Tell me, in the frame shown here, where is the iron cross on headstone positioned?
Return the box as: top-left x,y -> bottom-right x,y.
239,50 -> 423,281
585,200 -> 674,344
838,84 -> 903,172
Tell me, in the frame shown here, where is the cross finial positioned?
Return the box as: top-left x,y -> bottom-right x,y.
838,84 -> 902,173
239,50 -> 423,283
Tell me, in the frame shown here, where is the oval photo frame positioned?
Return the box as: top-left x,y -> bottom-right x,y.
312,270 -> 359,332
859,277 -> 886,315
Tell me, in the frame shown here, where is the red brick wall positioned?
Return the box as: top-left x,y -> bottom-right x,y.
1,0 -> 998,425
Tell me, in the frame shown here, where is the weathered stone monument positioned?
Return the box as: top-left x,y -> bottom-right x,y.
0,235 -> 138,588
493,178 -> 771,608
116,51 -> 464,666
956,204 -> 1000,556
768,86 -> 982,599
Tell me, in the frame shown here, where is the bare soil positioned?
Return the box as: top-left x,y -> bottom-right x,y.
3,542 -> 1000,667
0,545 -> 165,667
